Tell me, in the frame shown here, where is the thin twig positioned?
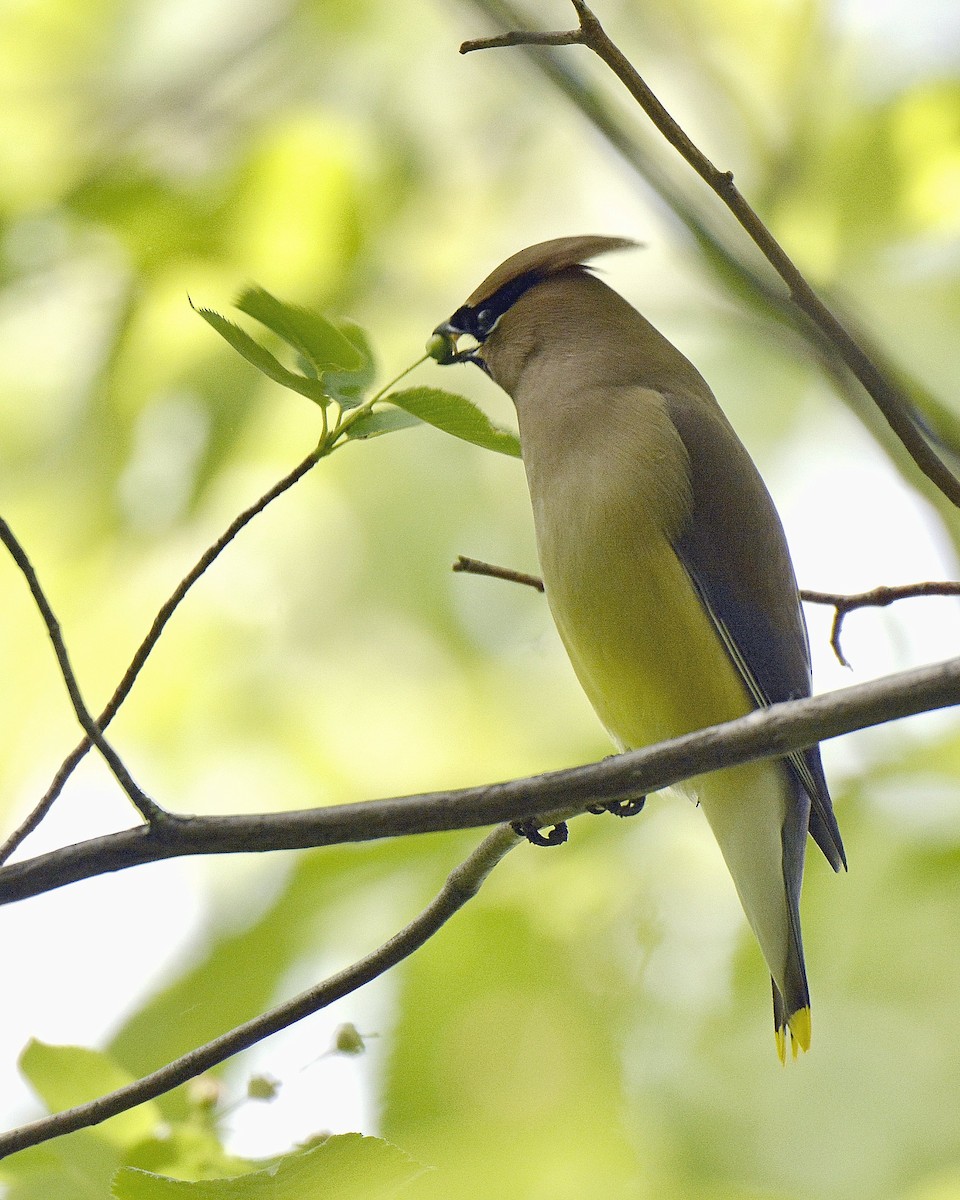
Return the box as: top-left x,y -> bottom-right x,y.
0,518 -> 164,824
460,0 -> 960,509
453,554 -> 544,591
3,654 -> 959,906
1,339 -> 429,864
802,581 -> 960,667
461,27 -> 581,50
461,0 -> 960,506
0,449 -> 323,864
452,555 -> 960,667
0,823 -> 520,1159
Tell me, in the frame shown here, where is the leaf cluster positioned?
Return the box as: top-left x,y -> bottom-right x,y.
1,1041 -> 423,1198
194,288 -> 520,457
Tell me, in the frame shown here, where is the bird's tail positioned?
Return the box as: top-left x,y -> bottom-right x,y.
696,758 -> 812,1060
774,980 -> 811,1063
774,765 -> 812,1062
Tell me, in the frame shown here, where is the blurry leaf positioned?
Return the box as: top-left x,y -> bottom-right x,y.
384,387 -> 521,457
343,407 -> 423,441
294,353 -> 319,380
107,842 -> 431,1120
19,1041 -> 160,1149
67,173 -> 221,274
333,1022 -> 367,1056
192,304 -> 329,406
123,1126 -> 253,1183
112,1135 -> 425,1199
0,1131 -> 121,1200
323,321 -> 378,408
246,1075 -> 281,1101
382,896 -> 640,1199
236,287 -> 363,375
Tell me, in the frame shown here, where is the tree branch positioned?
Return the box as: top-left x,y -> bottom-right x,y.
2,656 -> 958,905
802,581 -> 960,667
0,517 -> 164,825
0,448 -> 323,865
452,555 -> 960,667
0,823 -> 520,1159
460,0 -> 960,509
453,554 -> 544,591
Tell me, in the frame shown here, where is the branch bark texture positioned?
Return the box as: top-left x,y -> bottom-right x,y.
3,656 -> 958,906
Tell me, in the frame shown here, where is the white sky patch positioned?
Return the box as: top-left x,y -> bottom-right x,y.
0,773 -> 206,1127
774,404 -> 960,779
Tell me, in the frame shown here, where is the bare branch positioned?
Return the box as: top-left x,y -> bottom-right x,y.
0,823 -> 520,1159
0,517 -> 164,824
461,0 -> 960,509
802,581 -> 960,667
0,448 -> 323,865
453,554 -> 544,591
3,655 -> 959,905
461,27 -> 581,52
451,557 -> 960,666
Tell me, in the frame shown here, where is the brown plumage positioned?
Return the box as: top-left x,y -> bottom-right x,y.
431,236 -> 844,1058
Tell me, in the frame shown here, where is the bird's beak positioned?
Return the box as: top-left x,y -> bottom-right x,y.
426,321 -> 481,366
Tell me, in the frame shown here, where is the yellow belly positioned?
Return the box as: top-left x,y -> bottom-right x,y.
541,527 -> 794,996
543,526 -> 752,750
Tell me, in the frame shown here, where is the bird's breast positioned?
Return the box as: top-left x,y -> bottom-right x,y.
516,383 -> 753,752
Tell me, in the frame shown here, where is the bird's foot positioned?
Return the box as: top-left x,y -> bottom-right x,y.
511,818 -> 569,847
587,796 -> 646,818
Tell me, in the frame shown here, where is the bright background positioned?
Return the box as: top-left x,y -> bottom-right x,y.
2,0 -> 960,1196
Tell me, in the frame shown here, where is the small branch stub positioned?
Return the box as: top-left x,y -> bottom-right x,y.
803,581 -> 960,667
453,554 -> 544,592
453,553 -> 960,667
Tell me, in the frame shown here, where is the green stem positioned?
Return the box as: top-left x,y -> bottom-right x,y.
333,354 -> 430,441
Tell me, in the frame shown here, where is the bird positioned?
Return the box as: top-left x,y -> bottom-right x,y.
428,235 -> 845,1061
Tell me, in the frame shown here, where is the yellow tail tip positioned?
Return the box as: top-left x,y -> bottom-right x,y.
776,1007 -> 811,1063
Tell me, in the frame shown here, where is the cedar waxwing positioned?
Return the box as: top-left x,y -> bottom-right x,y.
429,236 -> 845,1060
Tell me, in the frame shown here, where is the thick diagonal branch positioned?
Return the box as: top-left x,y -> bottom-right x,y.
0,823 -> 520,1159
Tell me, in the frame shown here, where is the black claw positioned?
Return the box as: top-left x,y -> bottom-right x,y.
589,797 -> 646,818
512,819 -> 569,847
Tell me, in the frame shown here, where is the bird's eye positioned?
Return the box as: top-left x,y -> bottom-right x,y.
474,306 -> 499,338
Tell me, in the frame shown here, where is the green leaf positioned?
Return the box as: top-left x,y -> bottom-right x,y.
192,304 -> 329,406
19,1041 -> 161,1149
342,407 -> 423,441
384,387 -> 521,457
112,1134 -> 425,1199
236,287 -> 363,375
0,1133 -> 121,1200
323,320 -> 377,408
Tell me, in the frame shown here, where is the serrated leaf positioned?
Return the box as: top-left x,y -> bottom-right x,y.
384,387 -> 521,457
193,305 -> 329,406
236,287 -> 363,375
20,1041 -> 160,1149
112,1134 -> 425,1199
343,407 -> 423,441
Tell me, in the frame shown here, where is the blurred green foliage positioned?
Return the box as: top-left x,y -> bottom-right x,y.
2,0 -> 960,1197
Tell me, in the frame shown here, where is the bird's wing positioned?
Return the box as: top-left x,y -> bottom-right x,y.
664,391 -> 846,872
